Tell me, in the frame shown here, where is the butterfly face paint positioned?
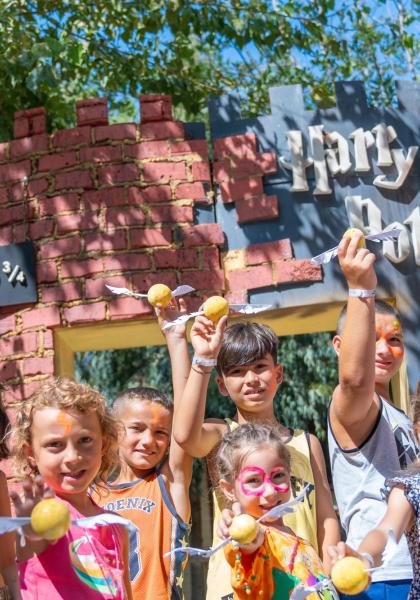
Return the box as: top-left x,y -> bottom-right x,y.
237,466 -> 290,497
376,320 -> 404,358
57,410 -> 73,436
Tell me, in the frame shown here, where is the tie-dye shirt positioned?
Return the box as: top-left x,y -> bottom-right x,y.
19,499 -> 126,599
224,526 -> 338,600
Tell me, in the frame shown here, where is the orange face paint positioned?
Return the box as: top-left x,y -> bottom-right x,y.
376,322 -> 404,357
149,403 -> 161,427
57,410 -> 73,436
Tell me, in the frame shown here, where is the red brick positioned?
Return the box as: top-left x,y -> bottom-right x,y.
39,193 -> 80,216
182,269 -> 225,291
0,143 -> 9,162
132,271 -> 178,292
10,134 -> 49,159
219,177 -> 263,203
246,239 -> 293,265
130,228 -> 172,248
0,315 -> 15,335
170,140 -> 208,157
53,127 -> 91,148
28,178 -> 49,197
181,223 -> 224,247
142,162 -> 186,182
125,141 -> 169,160
60,258 -> 104,278
202,247 -> 221,269
140,94 -> 171,103
140,98 -> 172,122
84,230 -> 127,252
0,188 -> 8,204
274,260 -> 323,284
42,329 -> 54,350
22,356 -> 55,376
109,296 -> 152,319
103,252 -> 151,272
228,265 -> 273,291
27,200 -> 38,220
0,332 -> 39,355
150,205 -> 193,223
13,223 -> 26,243
21,306 -> 61,329
128,185 -> 172,204
41,281 -> 82,303
82,188 -> 126,208
64,302 -> 107,324
38,151 -> 77,172
213,134 -> 257,159
80,146 -> 122,163
0,205 -> 24,226
154,248 -> 197,269
85,276 -> 128,299
76,98 -> 108,127
29,219 -> 54,240
0,227 -> 13,245
13,118 -> 29,139
0,360 -> 19,380
225,290 -> 248,304
14,108 -> 46,137
36,261 -> 58,283
140,122 -> 184,140
55,169 -> 92,190
191,161 -> 211,182
0,160 -> 31,184
231,153 -> 277,178
213,160 -> 230,183
175,182 -> 208,201
236,195 -> 279,224
106,206 -> 145,228
98,163 -> 139,186
39,236 -> 81,259
57,211 -> 99,234
94,124 -> 137,142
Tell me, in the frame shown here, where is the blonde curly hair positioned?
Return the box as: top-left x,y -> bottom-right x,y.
13,377 -> 119,486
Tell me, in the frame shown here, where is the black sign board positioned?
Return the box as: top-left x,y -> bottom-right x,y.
0,241 -> 37,307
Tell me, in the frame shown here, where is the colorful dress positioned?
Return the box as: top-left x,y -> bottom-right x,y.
18,499 -> 126,599
224,527 -> 338,600
384,472 -> 420,600
96,470 -> 190,600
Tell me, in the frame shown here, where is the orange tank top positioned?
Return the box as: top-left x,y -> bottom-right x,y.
95,471 -> 190,600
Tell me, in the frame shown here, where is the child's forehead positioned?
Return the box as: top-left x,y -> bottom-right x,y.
375,313 -> 401,331
119,399 -> 171,422
31,406 -> 99,430
225,352 -> 275,371
239,444 -> 286,469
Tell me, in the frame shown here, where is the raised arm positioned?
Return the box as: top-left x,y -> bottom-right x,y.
172,314 -> 228,458
330,232 -> 378,439
0,472 -> 22,599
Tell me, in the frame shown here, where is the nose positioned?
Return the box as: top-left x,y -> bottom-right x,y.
63,443 -> 79,464
244,369 -> 258,384
376,337 -> 391,355
261,480 -> 277,500
140,428 -> 155,447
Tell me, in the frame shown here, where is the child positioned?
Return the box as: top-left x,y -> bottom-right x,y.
216,422 -> 338,599
10,378 -> 132,600
0,400 -> 21,599
173,316 -> 340,599
328,383 -> 420,600
94,300 -> 193,600
328,231 -> 419,600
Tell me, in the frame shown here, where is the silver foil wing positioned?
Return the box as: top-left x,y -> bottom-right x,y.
162,311 -> 203,330
230,304 -> 272,314
105,285 -> 147,299
171,285 -> 196,297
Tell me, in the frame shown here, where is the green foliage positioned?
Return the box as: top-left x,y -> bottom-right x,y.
1,0 -> 418,139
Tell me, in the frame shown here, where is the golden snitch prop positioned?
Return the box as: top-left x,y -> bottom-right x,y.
106,283 -> 195,307
0,498 -> 137,542
310,228 -> 401,265
163,295 -> 272,330
163,485 -> 310,560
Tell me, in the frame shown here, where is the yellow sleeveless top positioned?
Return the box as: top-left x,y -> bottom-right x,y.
206,419 -> 317,600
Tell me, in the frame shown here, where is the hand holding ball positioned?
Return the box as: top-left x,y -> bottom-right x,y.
228,514 -> 258,545
147,284 -> 172,308
331,556 -> 369,595
202,296 -> 229,323
31,498 -> 71,541
344,228 -> 366,249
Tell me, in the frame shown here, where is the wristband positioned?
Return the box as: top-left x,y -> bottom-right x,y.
360,552 -> 375,568
348,288 -> 376,298
192,355 -> 217,367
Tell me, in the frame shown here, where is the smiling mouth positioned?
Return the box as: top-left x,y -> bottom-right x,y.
62,470 -> 85,480
245,389 -> 264,396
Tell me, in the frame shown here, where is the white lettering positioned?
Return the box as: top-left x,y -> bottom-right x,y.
374,146 -> 419,190
279,130 -> 312,192
405,207 -> 420,266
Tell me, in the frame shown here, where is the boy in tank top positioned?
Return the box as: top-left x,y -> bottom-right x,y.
327,230 -> 419,600
172,314 -> 340,600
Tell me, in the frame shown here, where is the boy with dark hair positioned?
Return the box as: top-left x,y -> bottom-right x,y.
327,231 -> 419,600
173,316 -> 340,600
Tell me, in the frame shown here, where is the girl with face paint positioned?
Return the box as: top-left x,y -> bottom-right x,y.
216,423 -> 338,599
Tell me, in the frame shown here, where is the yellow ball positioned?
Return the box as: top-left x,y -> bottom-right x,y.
331,557 -> 369,595
147,284 -> 172,307
344,228 -> 366,249
228,514 -> 258,545
202,296 -> 229,323
31,498 -> 71,541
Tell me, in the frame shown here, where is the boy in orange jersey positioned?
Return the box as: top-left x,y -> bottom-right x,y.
94,302 -> 193,600
172,315 -> 340,600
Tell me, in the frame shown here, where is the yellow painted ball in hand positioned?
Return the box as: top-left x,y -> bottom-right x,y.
344,228 -> 366,249
202,296 -> 229,323
228,514 -> 258,545
31,498 -> 71,541
331,556 -> 369,595
147,284 -> 172,307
